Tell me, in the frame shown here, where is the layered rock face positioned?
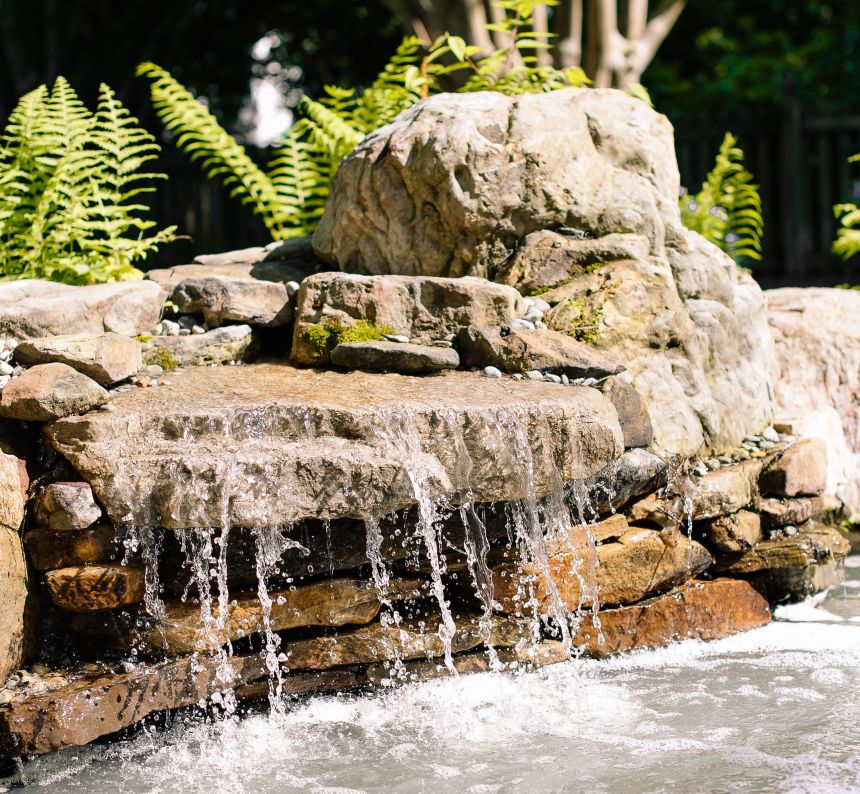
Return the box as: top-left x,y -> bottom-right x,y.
767,287 -> 860,513
313,88 -> 773,455
46,365 -> 624,528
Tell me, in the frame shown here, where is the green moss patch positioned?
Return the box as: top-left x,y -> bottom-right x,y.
301,318 -> 396,357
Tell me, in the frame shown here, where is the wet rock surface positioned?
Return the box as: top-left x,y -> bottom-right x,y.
46,365 -> 624,528
24,525 -> 116,571
44,565 -> 145,612
13,333 -> 142,386
572,578 -> 772,657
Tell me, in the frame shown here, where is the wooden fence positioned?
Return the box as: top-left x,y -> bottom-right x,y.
148,98 -> 860,287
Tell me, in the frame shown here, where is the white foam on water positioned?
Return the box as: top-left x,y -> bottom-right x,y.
8,562 -> 860,794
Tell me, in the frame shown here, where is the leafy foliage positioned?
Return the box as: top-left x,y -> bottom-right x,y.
140,1 -> 589,241
833,154 -> 860,260
0,77 -> 175,284
680,132 -> 763,263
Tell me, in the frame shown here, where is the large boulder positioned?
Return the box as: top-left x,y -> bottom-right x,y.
0,363 -> 108,422
0,280 -> 166,340
46,364 -> 624,529
313,89 -> 773,455
766,287 -> 860,513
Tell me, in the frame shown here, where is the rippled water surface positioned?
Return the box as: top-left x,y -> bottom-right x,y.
9,557 -> 860,794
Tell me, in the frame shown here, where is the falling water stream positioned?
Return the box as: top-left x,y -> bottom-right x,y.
6,406 -> 859,791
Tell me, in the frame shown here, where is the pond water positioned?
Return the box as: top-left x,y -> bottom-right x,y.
8,557 -> 860,794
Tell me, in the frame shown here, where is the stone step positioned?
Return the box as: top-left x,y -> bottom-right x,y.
46,365 -> 623,529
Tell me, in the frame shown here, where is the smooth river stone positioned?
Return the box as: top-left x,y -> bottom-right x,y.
572,578 -> 772,657
46,365 -> 624,529
44,565 -> 145,612
490,527 -> 712,615
123,578 -> 424,655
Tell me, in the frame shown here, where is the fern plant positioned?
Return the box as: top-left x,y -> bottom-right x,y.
139,1 -> 589,242
680,132 -> 763,263
833,154 -> 860,260
0,77 -> 175,284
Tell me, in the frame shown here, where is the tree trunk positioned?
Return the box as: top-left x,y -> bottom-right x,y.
384,0 -> 686,89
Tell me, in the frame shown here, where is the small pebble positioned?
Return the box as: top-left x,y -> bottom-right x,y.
177,315 -> 196,330
534,320 -> 547,330
143,364 -> 164,378
178,328 -> 191,336
561,374 -> 569,385
431,340 -> 452,348
705,458 -> 720,470
524,309 -> 544,323
581,377 -> 597,388
735,448 -> 751,460
4,339 -> 17,351
149,379 -> 159,388
543,373 -> 562,384
525,370 -> 543,381
154,322 -> 164,335
511,318 -> 536,330
285,280 -> 301,296
741,442 -> 757,452
512,373 -> 523,381
11,366 -> 22,377
192,325 -> 206,335
762,427 -> 780,443
693,464 -> 709,477
383,334 -> 410,344
533,298 -> 551,313
784,525 -> 799,537
0,361 -> 12,376
0,375 -> 9,389
717,455 -> 732,465
750,450 -> 766,458
482,366 -> 503,379
759,440 -> 775,449
162,319 -> 180,336
0,349 -> 11,362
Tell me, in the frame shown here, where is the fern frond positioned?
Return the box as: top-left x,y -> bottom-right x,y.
137,61 -> 289,239
680,132 -> 763,264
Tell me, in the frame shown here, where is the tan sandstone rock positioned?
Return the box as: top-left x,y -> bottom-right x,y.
291,273 -> 524,366
491,526 -> 712,615
142,325 -> 259,368
46,365 -> 623,529
0,453 -> 27,682
13,333 -> 141,386
697,509 -> 762,553
0,363 -> 108,421
283,613 -> 530,671
571,578 -> 771,657
759,437 -> 828,497
0,280 -> 166,340
44,565 -> 145,612
24,525 -> 116,571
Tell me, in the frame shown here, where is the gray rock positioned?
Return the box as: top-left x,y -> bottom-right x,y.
482,366 -> 502,378
330,341 -> 460,374
313,89 -> 680,279
589,448 -> 669,513
13,333 -> 142,386
762,427 -> 780,443
0,280 -> 166,340
383,335 -> 410,344
142,325 -> 259,368
599,376 -> 653,450
0,363 -> 107,421
525,370 -> 543,380
46,365 -> 624,528
291,273 -> 524,366
34,482 -> 102,531
456,325 -> 624,379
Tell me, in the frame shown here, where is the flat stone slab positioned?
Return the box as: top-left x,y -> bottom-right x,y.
46,364 -> 623,529
13,333 -> 142,386
331,341 -> 459,373
0,280 -> 166,340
